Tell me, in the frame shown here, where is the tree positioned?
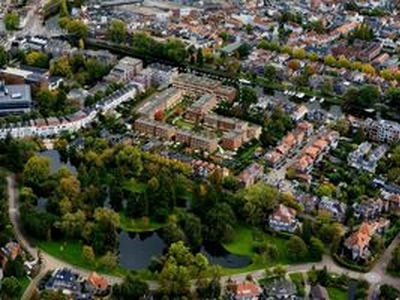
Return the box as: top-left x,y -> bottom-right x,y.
4,256 -> 25,279
361,63 -> 376,75
385,87 -> 400,109
98,251 -> 118,270
358,84 -> 379,108
179,212 -> 203,249
315,183 -> 336,198
4,12 -> 19,31
238,86 -> 258,111
112,272 -> 149,300
196,48 -> 204,66
154,110 -> 164,121
59,0 -> 69,18
0,46 -> 9,67
39,290 -> 69,300
388,244 -> 400,273
351,23 -> 374,41
309,237 -> 324,260
50,56 -> 72,77
107,20 -> 127,43
288,59 -> 300,70
324,54 -> 336,66
337,55 -> 351,69
26,51 -> 49,68
158,259 -> 191,297
82,245 -> 95,264
236,183 -> 278,225
66,19 -> 88,39
264,64 -> 277,81
23,155 -> 51,191
1,276 -> 20,299
57,210 -> 86,238
379,285 -> 399,300
287,235 -> 308,261
292,47 -> 307,59
273,265 -> 287,278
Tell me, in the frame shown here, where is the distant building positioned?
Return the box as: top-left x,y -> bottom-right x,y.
234,281 -> 262,300
348,142 -> 388,173
172,73 -> 236,102
0,81 -> 32,115
87,272 -> 109,294
147,63 -> 179,86
363,118 -> 400,144
105,57 -> 143,83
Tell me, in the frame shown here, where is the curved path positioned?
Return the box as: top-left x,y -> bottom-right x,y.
6,175 -> 400,299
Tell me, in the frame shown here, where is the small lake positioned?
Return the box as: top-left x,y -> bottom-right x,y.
118,231 -> 252,270
38,150 -> 77,175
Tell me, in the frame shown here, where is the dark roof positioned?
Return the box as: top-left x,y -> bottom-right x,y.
310,284 -> 330,300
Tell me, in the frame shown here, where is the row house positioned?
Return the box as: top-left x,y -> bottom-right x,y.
265,121 -> 314,167
292,131 -> 339,173
172,73 -> 237,102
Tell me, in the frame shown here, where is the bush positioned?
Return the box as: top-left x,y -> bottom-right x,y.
332,253 -> 373,272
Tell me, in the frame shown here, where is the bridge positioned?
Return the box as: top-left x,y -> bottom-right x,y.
101,0 -> 144,7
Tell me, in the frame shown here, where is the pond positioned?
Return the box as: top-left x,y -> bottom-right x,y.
118,231 -> 251,270
38,150 -> 77,175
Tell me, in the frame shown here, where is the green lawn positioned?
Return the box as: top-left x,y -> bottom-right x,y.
289,272 -> 305,296
37,240 -> 127,277
16,276 -> 31,300
174,118 -> 194,130
119,214 -> 165,232
327,287 -> 348,300
221,226 -> 318,275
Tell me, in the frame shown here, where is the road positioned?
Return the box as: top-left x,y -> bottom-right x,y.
7,175 -> 400,298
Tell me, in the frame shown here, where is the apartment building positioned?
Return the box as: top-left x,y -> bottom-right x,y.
221,130 -> 245,150
363,118 -> 400,144
105,57 -> 143,83
190,133 -> 218,152
172,73 -> 237,102
137,87 -> 183,119
185,94 -> 217,122
175,129 -> 218,152
134,118 -> 158,136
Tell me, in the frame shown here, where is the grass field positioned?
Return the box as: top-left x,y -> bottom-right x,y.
289,272 -> 305,296
37,240 -> 127,277
221,226 -> 317,275
16,276 -> 31,300
327,287 -> 348,300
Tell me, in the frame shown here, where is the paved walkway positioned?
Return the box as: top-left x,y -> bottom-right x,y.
6,175 -> 400,299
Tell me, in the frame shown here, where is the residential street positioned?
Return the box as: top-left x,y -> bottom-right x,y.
7,175 -> 400,299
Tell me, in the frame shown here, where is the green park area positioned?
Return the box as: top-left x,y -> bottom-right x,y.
37,240 -> 128,278
327,287 -> 348,300
221,226 -> 319,275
